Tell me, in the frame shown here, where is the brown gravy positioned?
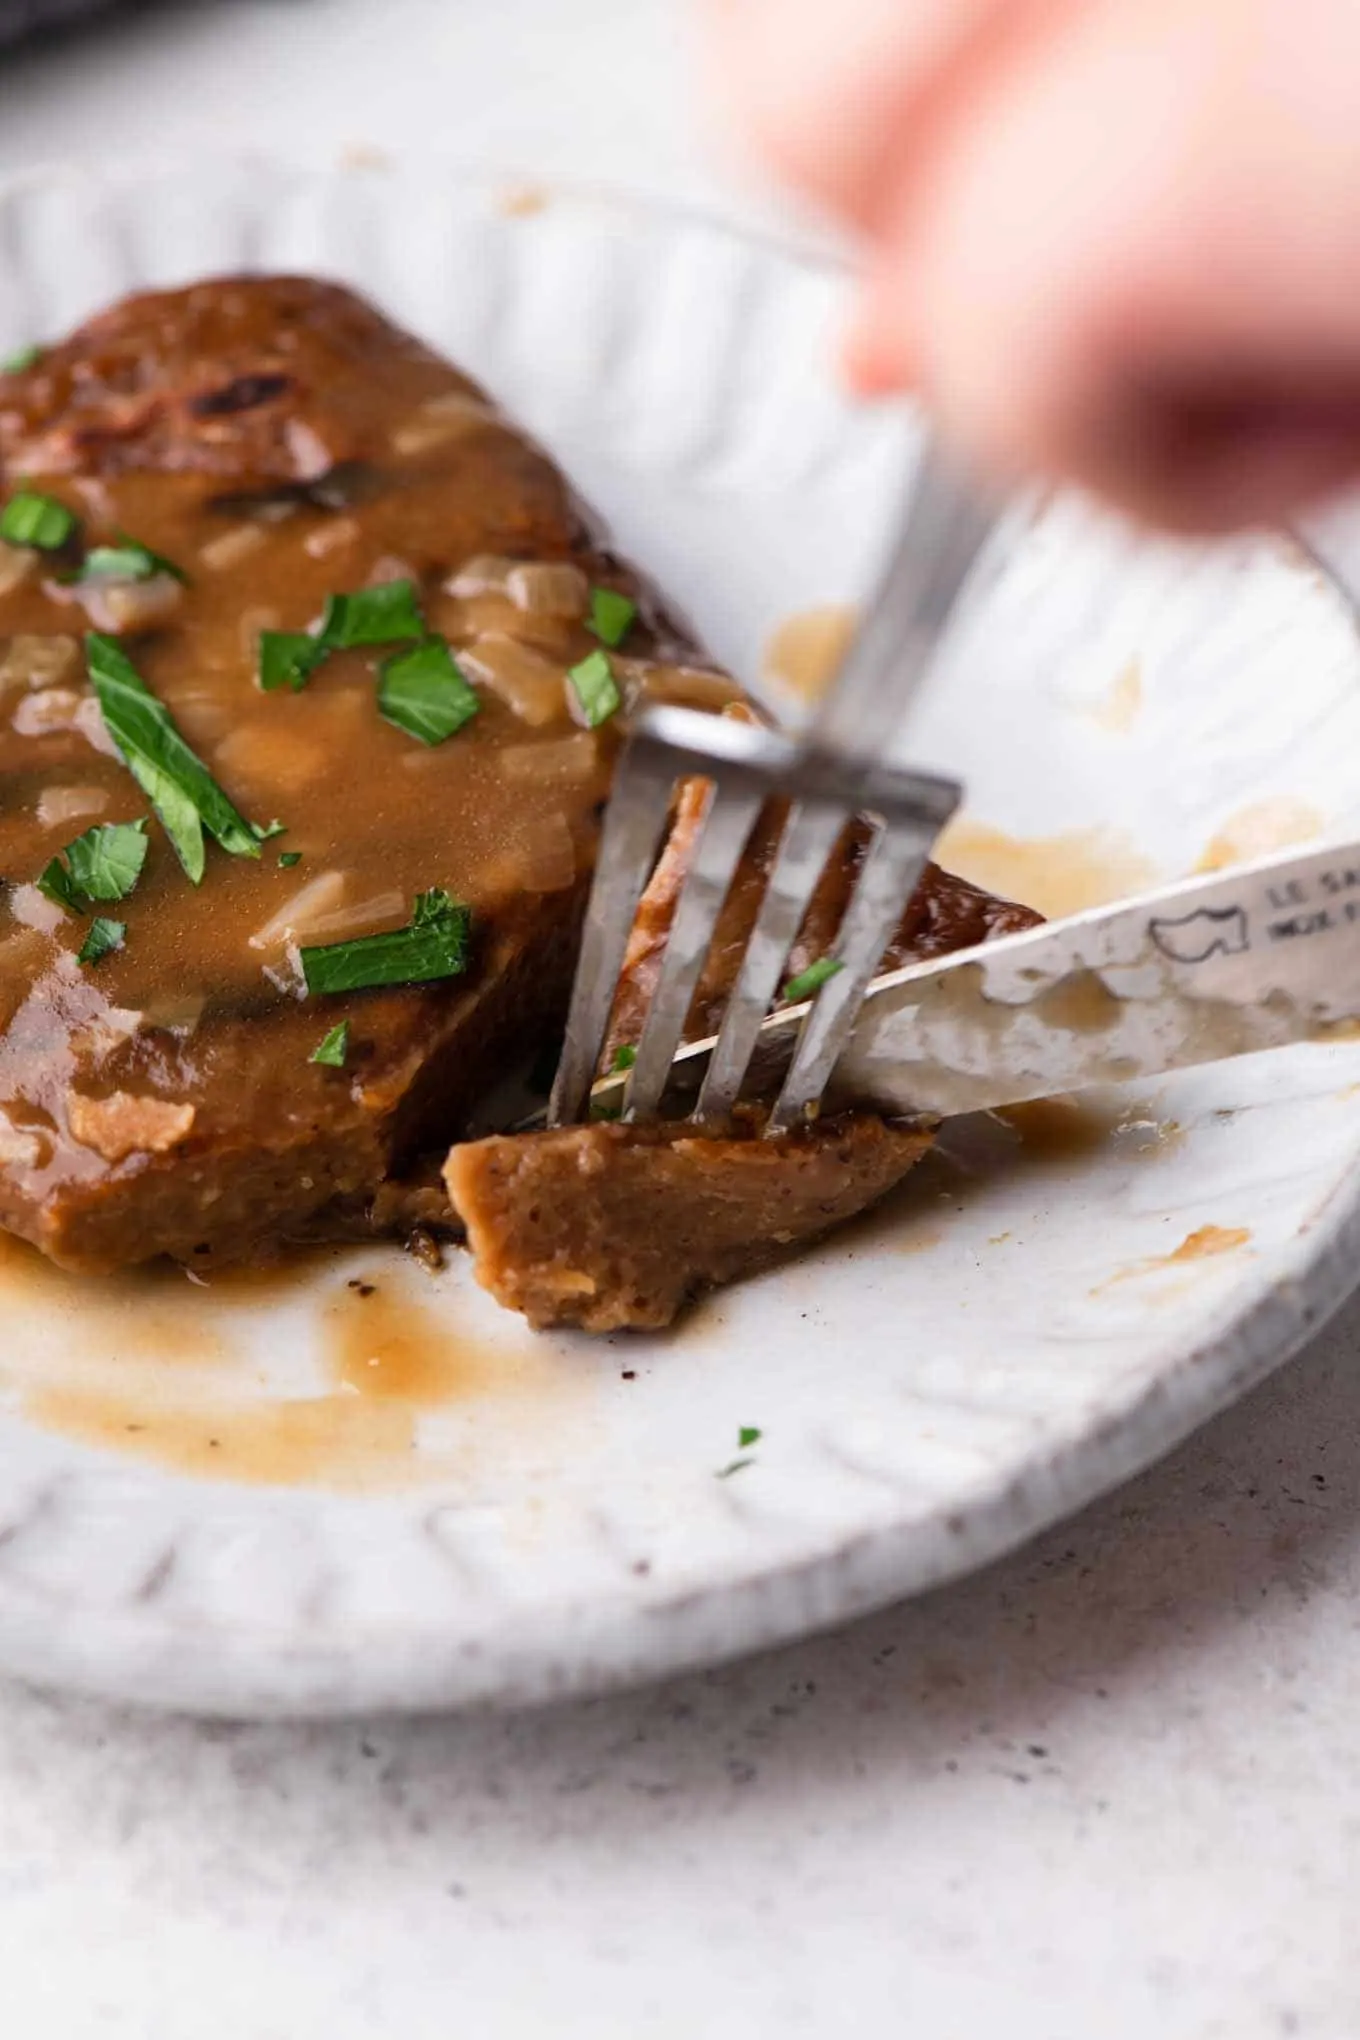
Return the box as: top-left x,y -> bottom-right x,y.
933,818 -> 1160,919
762,604 -> 858,705
0,1229 -> 566,1489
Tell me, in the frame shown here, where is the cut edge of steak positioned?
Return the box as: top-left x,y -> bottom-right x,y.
445,1113 -> 936,1333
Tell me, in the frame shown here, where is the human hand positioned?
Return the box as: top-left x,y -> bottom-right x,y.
704,0 -> 1360,533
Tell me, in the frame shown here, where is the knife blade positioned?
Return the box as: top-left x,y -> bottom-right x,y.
584,833 -> 1360,1122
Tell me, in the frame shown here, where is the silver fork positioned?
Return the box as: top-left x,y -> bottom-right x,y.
548,433 -> 997,1135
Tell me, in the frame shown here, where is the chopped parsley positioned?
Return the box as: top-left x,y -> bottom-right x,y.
716,1424 -> 763,1478
258,630 -> 327,694
781,957 -> 844,1004
257,581 -> 427,694
378,638 -> 480,745
86,633 -> 263,884
300,887 -> 471,996
38,818 -> 148,912
567,648 -> 621,728
1,343 -> 40,375
0,490 -> 75,550
317,579 -> 425,650
76,536 -> 187,584
611,1043 -> 637,1072
310,1020 -> 350,1068
587,586 -> 637,648
279,849 -> 303,869
36,857 -> 82,915
77,917 -> 125,967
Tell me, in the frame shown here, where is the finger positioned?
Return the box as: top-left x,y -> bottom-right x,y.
699,0 -> 1043,231
842,268 -> 925,394
900,0 -> 1360,530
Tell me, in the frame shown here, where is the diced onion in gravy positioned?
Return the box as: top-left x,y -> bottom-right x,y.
481,811 -> 578,896
0,542 -> 36,597
0,633 -> 79,697
248,870 -> 349,951
249,875 -> 407,955
198,522 -> 269,571
70,572 -> 185,635
214,723 -> 327,794
291,891 -> 408,948
138,991 -> 207,1037
303,515 -> 361,560
12,687 -> 82,737
614,658 -> 738,714
37,784 -> 112,830
239,603 -> 282,654
505,562 -> 589,621
457,633 -> 568,728
365,555 -> 418,588
445,555 -> 515,600
73,695 -> 120,759
391,392 -> 494,456
169,693 -> 233,743
497,732 -> 599,788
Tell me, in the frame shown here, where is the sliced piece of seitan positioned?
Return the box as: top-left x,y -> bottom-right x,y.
447,734 -> 1042,1333
445,1113 -> 934,1332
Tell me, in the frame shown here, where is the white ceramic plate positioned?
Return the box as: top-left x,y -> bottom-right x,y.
2,157 -> 1360,1718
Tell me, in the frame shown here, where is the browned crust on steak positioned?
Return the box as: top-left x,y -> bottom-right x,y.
0,276 -> 478,487
445,1114 -> 934,1332
606,769 -> 1042,1060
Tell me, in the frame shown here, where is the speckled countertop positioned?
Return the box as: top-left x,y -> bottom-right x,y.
0,3 -> 1356,2034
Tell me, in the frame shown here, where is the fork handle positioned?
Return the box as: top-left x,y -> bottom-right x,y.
811,431 -> 997,764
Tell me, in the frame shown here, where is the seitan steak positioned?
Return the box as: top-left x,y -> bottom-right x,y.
0,276 -> 733,1272
0,273 -> 1040,1316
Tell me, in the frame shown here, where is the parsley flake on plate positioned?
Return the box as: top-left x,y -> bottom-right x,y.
716,1425 -> 763,1478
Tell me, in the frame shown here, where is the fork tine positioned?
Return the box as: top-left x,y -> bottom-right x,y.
766,812 -> 943,1133
694,799 -> 847,1123
548,742 -> 677,1127
625,782 -> 765,1119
